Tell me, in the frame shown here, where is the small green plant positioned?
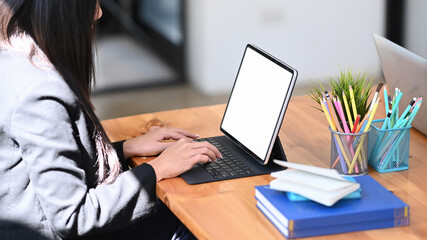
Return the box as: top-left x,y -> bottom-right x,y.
307,68 -> 373,121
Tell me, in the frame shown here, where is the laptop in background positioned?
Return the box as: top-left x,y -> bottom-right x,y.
373,34 -> 427,135
180,44 -> 298,184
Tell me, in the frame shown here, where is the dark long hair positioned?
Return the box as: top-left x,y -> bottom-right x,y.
0,0 -> 121,184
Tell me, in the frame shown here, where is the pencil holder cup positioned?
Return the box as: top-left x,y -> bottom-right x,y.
329,127 -> 370,176
368,119 -> 411,173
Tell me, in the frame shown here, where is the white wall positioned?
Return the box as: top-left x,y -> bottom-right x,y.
404,0 -> 427,59
186,0 -> 386,95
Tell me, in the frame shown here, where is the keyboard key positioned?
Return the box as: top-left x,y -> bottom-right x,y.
195,137 -> 254,179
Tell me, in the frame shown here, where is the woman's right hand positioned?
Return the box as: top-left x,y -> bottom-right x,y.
147,138 -> 222,182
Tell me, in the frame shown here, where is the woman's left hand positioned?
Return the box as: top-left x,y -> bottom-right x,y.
122,126 -> 199,159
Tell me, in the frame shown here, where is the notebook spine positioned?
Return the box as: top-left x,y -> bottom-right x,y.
257,201 -> 409,239
255,189 -> 410,230
293,207 -> 410,229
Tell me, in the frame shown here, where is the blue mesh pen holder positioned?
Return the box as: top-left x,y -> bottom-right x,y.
368,119 -> 411,173
329,127 -> 370,176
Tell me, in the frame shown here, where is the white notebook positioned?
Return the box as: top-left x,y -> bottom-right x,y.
270,160 -> 360,206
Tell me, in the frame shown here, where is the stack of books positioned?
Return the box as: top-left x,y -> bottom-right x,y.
255,174 -> 410,238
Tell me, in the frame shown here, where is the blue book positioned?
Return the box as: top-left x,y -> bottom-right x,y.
255,175 -> 409,232
257,200 -> 405,239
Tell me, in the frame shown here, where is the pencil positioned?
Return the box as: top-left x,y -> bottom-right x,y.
395,97 -> 417,127
379,117 -> 411,170
348,98 -> 379,174
334,97 -> 359,173
383,87 -> 389,116
349,85 -> 358,122
378,99 -> 424,169
321,100 -> 349,171
330,96 -> 344,132
336,98 -> 351,134
363,98 -> 380,132
374,109 -> 409,164
406,99 -> 423,127
370,110 -> 392,161
351,115 -> 361,133
321,99 -> 336,132
369,82 -> 384,112
355,109 -> 371,133
389,91 -> 403,129
325,91 -> 339,131
382,110 -> 392,130
408,97 -> 421,115
342,91 -> 354,127
395,89 -> 401,124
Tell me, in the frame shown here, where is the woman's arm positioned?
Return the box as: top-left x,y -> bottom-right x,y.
111,140 -> 129,170
10,77 -> 157,238
122,126 -> 199,159
122,126 -> 221,181
11,75 -> 221,238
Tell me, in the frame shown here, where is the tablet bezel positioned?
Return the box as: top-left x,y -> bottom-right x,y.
219,44 -> 298,165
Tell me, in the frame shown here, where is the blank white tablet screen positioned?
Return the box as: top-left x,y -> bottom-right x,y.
221,47 -> 293,161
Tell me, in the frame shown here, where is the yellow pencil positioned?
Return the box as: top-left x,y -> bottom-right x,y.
321,99 -> 336,132
349,85 -> 358,121
355,108 -> 372,133
357,98 -> 380,170
342,91 -> 354,127
363,98 -> 380,132
321,100 -> 351,168
324,92 -> 337,130
348,98 -> 380,173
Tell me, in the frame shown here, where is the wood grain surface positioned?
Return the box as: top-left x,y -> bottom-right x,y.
102,95 -> 427,240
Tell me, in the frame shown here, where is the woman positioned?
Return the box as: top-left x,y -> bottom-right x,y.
0,1 -> 220,239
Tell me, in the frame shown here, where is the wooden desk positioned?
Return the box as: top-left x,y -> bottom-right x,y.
102,95 -> 427,240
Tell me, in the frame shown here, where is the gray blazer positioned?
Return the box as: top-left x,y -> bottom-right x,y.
0,45 -> 157,239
